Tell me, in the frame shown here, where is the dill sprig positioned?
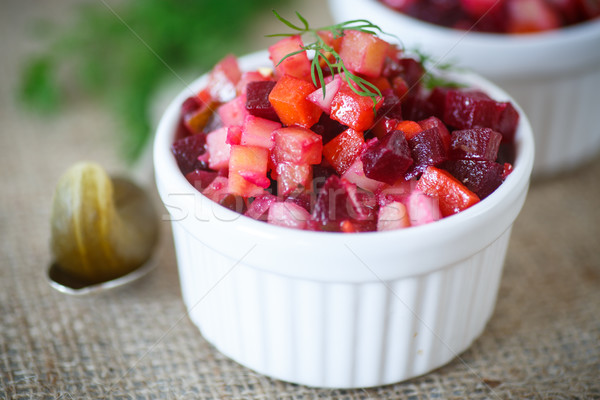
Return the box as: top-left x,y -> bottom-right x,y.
413,48 -> 465,90
268,11 -> 395,108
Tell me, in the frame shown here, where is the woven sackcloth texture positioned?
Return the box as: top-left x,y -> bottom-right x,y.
2,1 -> 600,399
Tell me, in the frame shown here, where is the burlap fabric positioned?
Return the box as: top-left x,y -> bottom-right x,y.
2,2 -> 599,399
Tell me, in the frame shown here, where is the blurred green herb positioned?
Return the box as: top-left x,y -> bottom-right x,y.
413,48 -> 465,90
18,0 -> 289,163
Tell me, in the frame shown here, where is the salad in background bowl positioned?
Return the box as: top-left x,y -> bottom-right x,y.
329,0 -> 600,176
154,14 -> 534,388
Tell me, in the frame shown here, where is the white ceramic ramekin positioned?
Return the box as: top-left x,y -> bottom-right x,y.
154,51 -> 534,388
328,0 -> 600,176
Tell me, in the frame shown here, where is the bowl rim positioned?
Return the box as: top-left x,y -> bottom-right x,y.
154,50 -> 534,282
337,0 -> 600,41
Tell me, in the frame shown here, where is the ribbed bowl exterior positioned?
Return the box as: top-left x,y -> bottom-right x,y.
173,221 -> 511,388
497,68 -> 600,175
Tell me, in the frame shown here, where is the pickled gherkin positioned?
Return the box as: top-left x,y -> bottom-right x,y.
50,162 -> 158,284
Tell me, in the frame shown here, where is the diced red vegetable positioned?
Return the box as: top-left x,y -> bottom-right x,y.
269,75 -> 323,128
330,86 -> 383,131
322,128 -> 365,175
416,166 -> 480,217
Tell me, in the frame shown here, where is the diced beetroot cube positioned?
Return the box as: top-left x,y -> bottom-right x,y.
171,134 -> 208,175
397,57 -> 426,89
245,193 -> 277,221
443,89 -> 519,142
269,35 -> 312,81
237,71 -> 273,96
274,162 -> 312,197
268,201 -> 312,230
402,92 -> 437,122
395,120 -> 423,140
495,102 -> 519,143
311,175 -> 368,231
339,30 -> 390,77
443,159 -> 505,199
207,54 -> 242,102
416,166 -> 480,217
449,127 -> 502,161
268,75 -> 323,128
206,127 -> 231,170
406,128 -> 448,179
330,86 -> 383,131
361,131 -> 414,184
377,201 -> 411,231
311,175 -> 349,231
497,142 -> 516,165
245,80 -> 279,121
185,169 -> 218,191
322,128 -> 365,175
228,145 -> 270,197
240,115 -> 281,149
402,188 -> 441,226
271,126 -> 323,165
426,87 -> 450,120
377,90 -> 403,120
341,157 -> 386,193
226,126 -> 242,145
217,94 -> 248,127
307,74 -> 343,114
418,116 -> 451,152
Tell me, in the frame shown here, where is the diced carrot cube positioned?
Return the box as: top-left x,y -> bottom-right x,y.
268,75 -> 323,128
330,87 -> 383,131
322,128 -> 365,175
396,120 -> 423,140
339,30 -> 390,77
416,166 -> 480,217
268,35 -> 311,81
